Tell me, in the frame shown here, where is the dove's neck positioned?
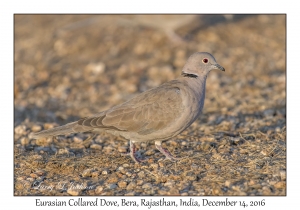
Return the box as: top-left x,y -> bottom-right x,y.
180,73 -> 208,101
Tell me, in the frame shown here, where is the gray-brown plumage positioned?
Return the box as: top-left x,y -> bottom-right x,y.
30,52 -> 225,163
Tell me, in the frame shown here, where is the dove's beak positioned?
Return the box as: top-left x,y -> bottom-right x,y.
213,63 -> 225,71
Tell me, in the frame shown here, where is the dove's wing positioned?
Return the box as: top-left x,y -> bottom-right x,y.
77,81 -> 184,135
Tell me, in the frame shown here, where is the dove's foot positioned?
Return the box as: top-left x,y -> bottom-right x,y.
155,140 -> 181,161
121,141 -> 146,163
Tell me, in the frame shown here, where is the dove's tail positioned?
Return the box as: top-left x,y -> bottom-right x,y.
30,122 -> 79,139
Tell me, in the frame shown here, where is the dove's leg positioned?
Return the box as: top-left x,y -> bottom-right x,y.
121,141 -> 145,163
155,140 -> 180,161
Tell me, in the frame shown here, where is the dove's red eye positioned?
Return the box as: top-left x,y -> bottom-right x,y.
202,58 -> 208,63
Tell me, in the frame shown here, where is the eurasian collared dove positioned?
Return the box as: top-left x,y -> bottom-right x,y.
30,52 -> 225,163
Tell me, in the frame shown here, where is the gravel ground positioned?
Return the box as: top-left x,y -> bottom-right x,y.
14,14 -> 286,196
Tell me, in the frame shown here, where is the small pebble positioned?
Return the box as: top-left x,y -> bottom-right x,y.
82,169 -> 92,177
107,184 -> 117,189
280,170 -> 286,181
102,170 -> 108,175
142,183 -> 152,189
126,182 -> 136,190
91,172 -> 99,177
125,192 -> 135,196
20,137 -> 29,146
225,180 -> 231,187
14,125 -> 26,135
138,171 -> 145,178
73,136 -> 83,143
125,171 -> 132,177
123,163 -> 129,168
137,179 -> 144,185
118,146 -> 128,153
95,186 -> 103,194
31,125 -> 42,132
67,188 -> 81,196
30,173 -> 38,178
274,181 -> 285,189
44,123 -> 55,129
90,144 -> 102,150
118,181 -> 127,188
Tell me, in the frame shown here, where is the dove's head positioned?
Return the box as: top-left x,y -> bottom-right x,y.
182,52 -> 225,77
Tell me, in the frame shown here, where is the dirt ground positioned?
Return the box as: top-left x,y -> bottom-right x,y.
14,14 -> 286,196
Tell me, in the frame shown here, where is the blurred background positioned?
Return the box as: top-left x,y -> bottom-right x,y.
14,15 -> 285,128
14,15 -> 286,196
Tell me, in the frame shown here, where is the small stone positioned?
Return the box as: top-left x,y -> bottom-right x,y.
118,181 -> 127,188
31,125 -> 42,132
107,184 -> 117,189
85,62 -> 106,75
95,186 -> 103,194
118,146 -> 128,153
225,180 -> 231,187
73,136 -> 83,143
67,188 -> 81,196
123,163 -> 130,168
16,176 -> 26,181
141,143 -> 147,148
280,170 -> 286,181
15,181 -> 28,190
44,123 -> 56,129
138,171 -> 145,178
20,137 -> 29,146
164,181 -> 175,187
14,125 -> 26,135
24,169 -> 32,175
150,163 -> 158,170
248,180 -> 256,185
274,181 -> 285,189
102,170 -> 108,175
181,141 -> 187,146
118,166 -> 124,171
260,150 -> 268,156
82,169 -> 92,177
30,173 -> 38,179
142,183 -> 152,189
90,144 -> 102,150
125,192 -> 135,196
126,182 -> 136,190
26,177 -> 34,182
35,170 -> 46,176
125,171 -> 132,177
137,179 -> 144,185
91,171 -> 100,177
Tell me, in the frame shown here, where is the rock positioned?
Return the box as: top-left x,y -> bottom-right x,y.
142,183 -> 152,189
136,180 -> 144,186
90,144 -> 102,150
102,170 -> 108,175
20,137 -> 29,146
31,125 -> 42,132
118,181 -> 127,188
82,169 -> 92,177
126,182 -> 136,190
118,146 -> 128,153
67,188 -> 81,196
95,186 -> 103,194
138,171 -> 145,178
107,184 -> 117,189
73,136 -> 83,143
280,170 -> 286,181
15,125 -> 26,135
